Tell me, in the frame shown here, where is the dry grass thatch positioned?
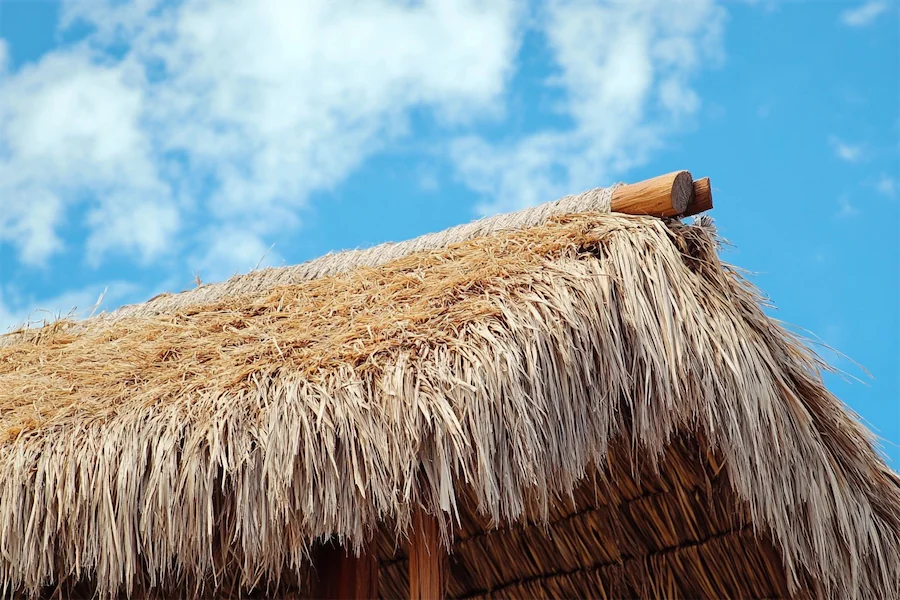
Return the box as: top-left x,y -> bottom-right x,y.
0,189 -> 898,598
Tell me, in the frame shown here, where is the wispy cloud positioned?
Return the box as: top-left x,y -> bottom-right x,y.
451,0 -> 726,214
0,39 -> 8,73
417,168 -> 440,193
816,322 -> 849,370
840,2 -> 889,27
1,0 -> 731,281
837,195 -> 861,218
1,0 -> 524,279
830,136 -> 863,162
0,281 -> 143,333
189,226 -> 282,285
742,0 -> 782,15
875,173 -> 897,197
0,49 -> 172,266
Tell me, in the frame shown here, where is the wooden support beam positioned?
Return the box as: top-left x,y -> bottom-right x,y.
312,541 -> 378,600
683,177 -> 713,217
409,509 -> 447,600
610,170 -> 694,217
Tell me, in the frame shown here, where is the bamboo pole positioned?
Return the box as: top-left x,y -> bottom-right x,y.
684,177 -> 713,216
610,170 -> 694,217
312,542 -> 378,600
409,509 -> 447,600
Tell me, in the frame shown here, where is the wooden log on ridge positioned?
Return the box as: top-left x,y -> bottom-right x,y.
610,170 -> 694,217
684,176 -> 713,216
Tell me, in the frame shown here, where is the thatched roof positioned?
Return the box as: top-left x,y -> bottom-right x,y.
1,182 -> 898,599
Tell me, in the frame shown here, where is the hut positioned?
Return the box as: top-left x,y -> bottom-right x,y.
1,171 -> 898,599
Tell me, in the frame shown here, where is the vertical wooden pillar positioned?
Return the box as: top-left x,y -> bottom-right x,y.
313,540 -> 378,600
409,509 -> 447,600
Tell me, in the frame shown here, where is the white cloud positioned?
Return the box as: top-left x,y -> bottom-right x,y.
417,168 -> 440,193
840,2 -> 889,27
0,188 -> 64,265
0,281 -> 142,333
875,173 -> 896,197
2,0 -> 730,303
451,0 -> 725,214
60,0 -> 166,44
191,226 -> 282,284
2,0 -> 523,278
837,195 -> 861,218
140,0 -> 520,221
830,136 -> 863,162
0,48 -> 171,266
0,38 -> 8,74
816,322 -> 847,370
85,196 -> 180,265
741,0 -> 782,14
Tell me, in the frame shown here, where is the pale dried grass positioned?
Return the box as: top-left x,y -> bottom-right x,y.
0,212 -> 897,598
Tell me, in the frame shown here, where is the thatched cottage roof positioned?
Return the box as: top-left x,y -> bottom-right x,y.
1,173 -> 898,599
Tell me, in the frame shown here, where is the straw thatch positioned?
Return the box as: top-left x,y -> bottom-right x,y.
1,184 -> 898,599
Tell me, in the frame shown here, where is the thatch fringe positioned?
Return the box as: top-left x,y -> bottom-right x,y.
379,435 -> 822,599
1,212 -> 898,598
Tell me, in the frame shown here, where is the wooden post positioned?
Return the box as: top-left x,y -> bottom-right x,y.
313,541 -> 378,600
684,177 -> 713,216
409,509 -> 447,600
610,170 -> 694,217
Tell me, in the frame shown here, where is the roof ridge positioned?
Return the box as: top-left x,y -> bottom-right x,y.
94,184 -> 619,322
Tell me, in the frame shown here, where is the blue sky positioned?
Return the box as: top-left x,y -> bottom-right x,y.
0,1 -> 897,463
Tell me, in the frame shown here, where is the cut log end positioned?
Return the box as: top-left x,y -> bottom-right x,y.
684,177 -> 713,217
671,170 -> 693,215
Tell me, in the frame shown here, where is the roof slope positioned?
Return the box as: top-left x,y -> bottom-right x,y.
1,201 -> 898,598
